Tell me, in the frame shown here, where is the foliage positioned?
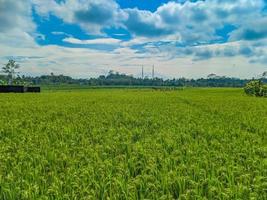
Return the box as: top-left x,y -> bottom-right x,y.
0,71 -> 252,87
0,78 -> 6,85
0,88 -> 266,199
262,84 -> 267,97
244,80 -> 267,97
1,60 -> 20,85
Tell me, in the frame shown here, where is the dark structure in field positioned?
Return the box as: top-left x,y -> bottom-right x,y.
0,85 -> 24,93
24,86 -> 41,93
0,85 -> 40,93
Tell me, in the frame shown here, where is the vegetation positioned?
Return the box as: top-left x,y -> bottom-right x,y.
0,88 -> 266,199
244,80 -> 267,97
1,60 -> 20,85
0,71 -> 252,87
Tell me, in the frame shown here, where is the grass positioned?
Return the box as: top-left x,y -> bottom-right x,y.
0,88 -> 266,199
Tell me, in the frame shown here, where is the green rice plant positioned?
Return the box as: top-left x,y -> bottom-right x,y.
0,88 -> 266,199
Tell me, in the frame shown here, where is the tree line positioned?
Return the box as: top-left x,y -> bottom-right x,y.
0,60 -> 265,87
0,71 -> 254,87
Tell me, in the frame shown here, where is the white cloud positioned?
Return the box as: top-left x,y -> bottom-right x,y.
51,31 -> 72,37
63,37 -> 122,45
1,0 -> 267,79
0,0 -> 36,47
32,0 -> 126,34
31,0 -> 266,44
130,0 -> 265,44
0,0 -> 35,32
1,38 -> 267,79
229,17 -> 267,41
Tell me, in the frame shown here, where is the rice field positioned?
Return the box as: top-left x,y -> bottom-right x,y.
0,88 -> 266,199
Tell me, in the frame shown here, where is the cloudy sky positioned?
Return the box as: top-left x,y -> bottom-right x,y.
0,0 -> 267,78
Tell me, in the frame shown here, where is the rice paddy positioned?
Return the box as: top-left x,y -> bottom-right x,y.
0,88 -> 266,199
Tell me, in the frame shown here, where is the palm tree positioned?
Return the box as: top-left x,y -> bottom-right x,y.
2,60 -> 20,85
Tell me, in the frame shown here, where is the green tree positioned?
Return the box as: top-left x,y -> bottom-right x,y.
2,60 -> 20,85
244,80 -> 267,97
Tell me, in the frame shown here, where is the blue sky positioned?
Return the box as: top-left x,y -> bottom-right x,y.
0,0 -> 267,78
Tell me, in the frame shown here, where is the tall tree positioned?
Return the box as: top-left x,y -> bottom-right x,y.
2,60 -> 20,85
262,71 -> 267,79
